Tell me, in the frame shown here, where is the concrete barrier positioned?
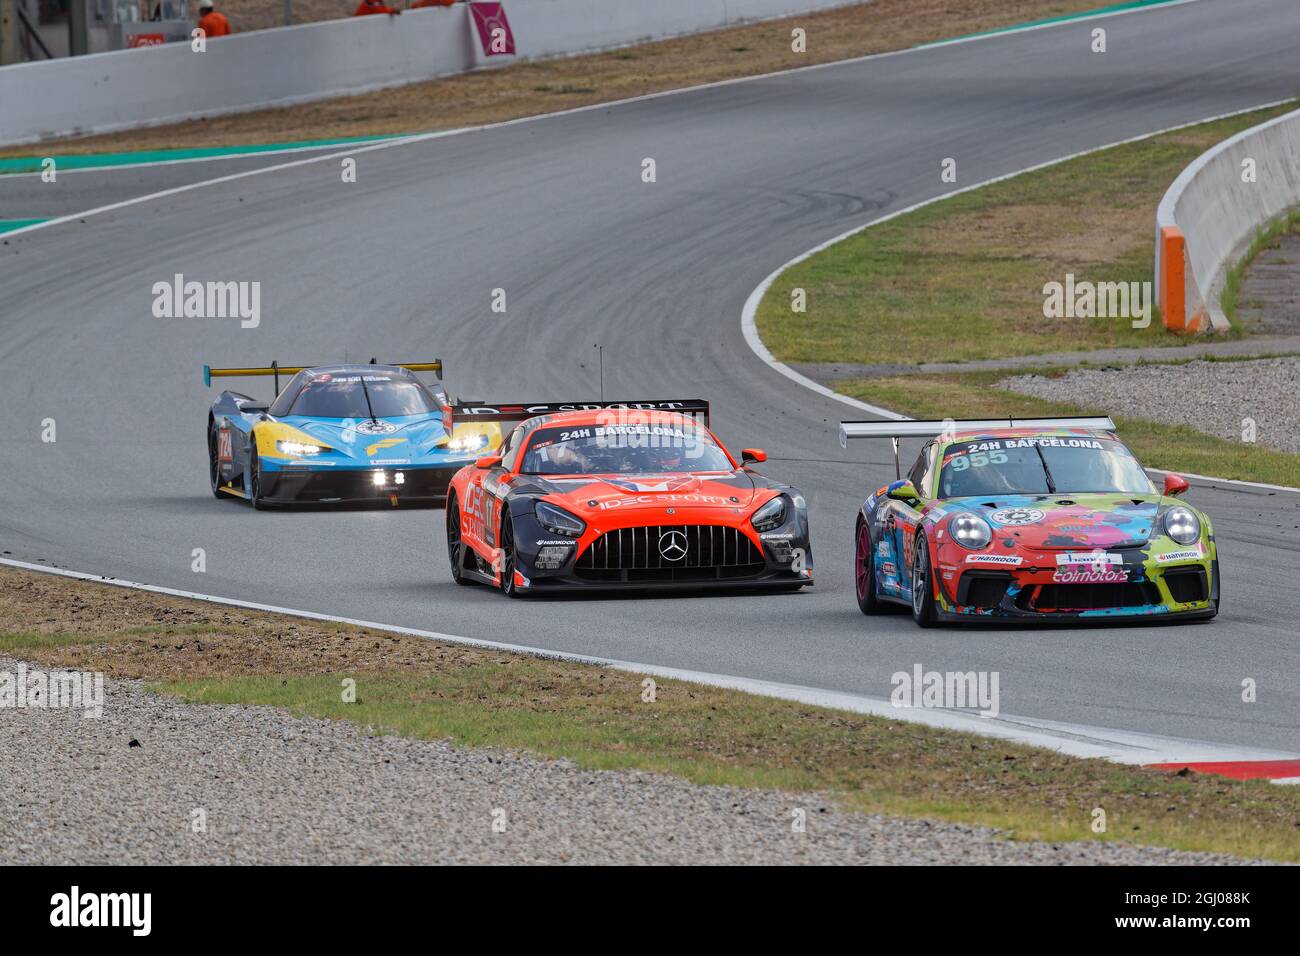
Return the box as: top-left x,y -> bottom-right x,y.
0,0 -> 857,145
1155,106 -> 1300,333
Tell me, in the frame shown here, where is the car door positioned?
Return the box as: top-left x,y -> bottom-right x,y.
897,442 -> 935,597
463,430 -> 517,561
872,442 -> 930,597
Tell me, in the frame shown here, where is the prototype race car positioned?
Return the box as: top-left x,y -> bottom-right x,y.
205,360 -> 501,507
841,417 -> 1218,626
444,399 -> 813,595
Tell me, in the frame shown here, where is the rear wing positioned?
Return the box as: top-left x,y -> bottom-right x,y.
450,399 -> 710,428
203,359 -> 443,393
838,416 -> 1117,477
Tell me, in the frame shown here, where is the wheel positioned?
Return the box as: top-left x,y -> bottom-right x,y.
498,511 -> 522,598
207,417 -> 223,499
446,495 -> 473,586
910,532 -> 937,628
855,517 -> 886,615
248,446 -> 268,510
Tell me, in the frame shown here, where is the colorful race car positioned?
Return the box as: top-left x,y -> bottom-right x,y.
444,399 -> 813,596
205,360 -> 501,507
840,417 -> 1218,626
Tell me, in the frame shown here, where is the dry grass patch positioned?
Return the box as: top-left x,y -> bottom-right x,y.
5,0 -> 1119,156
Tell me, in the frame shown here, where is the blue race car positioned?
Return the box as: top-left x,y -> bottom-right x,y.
205,359 -> 502,508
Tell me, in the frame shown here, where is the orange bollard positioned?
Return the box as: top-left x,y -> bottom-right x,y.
1159,225 -> 1186,331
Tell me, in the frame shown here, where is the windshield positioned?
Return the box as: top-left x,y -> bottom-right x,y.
938,437 -> 1152,498
287,374 -> 437,419
521,423 -> 733,475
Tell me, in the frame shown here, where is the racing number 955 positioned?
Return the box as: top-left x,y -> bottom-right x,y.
949,450 -> 1008,472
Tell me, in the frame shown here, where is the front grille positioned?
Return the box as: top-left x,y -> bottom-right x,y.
574,525 -> 765,583
1163,567 -> 1208,603
1019,581 -> 1160,612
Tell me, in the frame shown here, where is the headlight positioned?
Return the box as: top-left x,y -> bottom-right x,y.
277,440 -> 325,456
751,496 -> 788,533
950,512 -> 992,550
535,501 -> 585,537
447,433 -> 490,453
1164,506 -> 1200,545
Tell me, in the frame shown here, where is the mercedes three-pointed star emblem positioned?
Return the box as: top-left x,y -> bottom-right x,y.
658,530 -> 689,562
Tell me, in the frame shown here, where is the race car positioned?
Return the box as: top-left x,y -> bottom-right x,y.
204,359 -> 502,507
444,399 -> 813,595
841,417 -> 1218,626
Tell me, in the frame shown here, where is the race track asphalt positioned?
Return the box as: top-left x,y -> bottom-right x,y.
2,0 -> 1298,751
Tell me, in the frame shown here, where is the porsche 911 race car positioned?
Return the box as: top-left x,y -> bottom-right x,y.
444,399 -> 813,595
205,360 -> 501,507
841,417 -> 1218,626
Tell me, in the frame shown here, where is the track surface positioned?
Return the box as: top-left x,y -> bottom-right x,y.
2,0 -> 1299,751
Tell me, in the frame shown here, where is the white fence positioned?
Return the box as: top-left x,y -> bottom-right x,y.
1155,106 -> 1300,332
0,0 -> 858,145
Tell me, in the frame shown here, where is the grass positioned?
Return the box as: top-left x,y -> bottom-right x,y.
835,368 -> 1300,486
3,565 -> 1300,861
3,0 -> 1138,157
757,102 -> 1299,367
1222,210 -> 1300,327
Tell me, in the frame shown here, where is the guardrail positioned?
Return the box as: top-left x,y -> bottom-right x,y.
0,0 -> 856,145
1155,106 -> 1300,333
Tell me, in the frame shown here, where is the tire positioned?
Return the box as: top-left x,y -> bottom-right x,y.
207,417 -> 223,499
910,532 -> 937,628
855,517 -> 886,615
446,495 -> 473,586
498,511 -> 522,599
248,446 -> 268,511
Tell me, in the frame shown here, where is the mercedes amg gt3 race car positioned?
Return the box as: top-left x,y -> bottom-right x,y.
444,399 -> 813,596
841,417 -> 1219,626
205,360 -> 501,507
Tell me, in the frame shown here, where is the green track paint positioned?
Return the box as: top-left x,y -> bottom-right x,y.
0,134 -> 402,175
0,219 -> 51,234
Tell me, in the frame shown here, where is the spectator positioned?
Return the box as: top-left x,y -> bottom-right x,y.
196,0 -> 232,36
354,0 -> 400,15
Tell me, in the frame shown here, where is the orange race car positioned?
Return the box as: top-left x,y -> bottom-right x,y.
444,399 -> 813,596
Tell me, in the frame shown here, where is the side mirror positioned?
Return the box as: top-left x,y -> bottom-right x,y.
886,479 -> 920,501
1163,473 -> 1189,497
475,455 -> 502,470
741,448 -> 767,465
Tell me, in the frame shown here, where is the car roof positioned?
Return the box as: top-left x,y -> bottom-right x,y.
945,426 -> 1117,443
301,364 -> 414,378
527,408 -> 708,429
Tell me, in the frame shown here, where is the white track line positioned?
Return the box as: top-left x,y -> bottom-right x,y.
2,0 -> 1212,237
1143,467 -> 1300,495
3,555 -> 1295,773
739,99 -> 1300,493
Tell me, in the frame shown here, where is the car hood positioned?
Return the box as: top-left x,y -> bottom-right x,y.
939,492 -> 1163,550
522,472 -> 762,515
278,414 -> 447,463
